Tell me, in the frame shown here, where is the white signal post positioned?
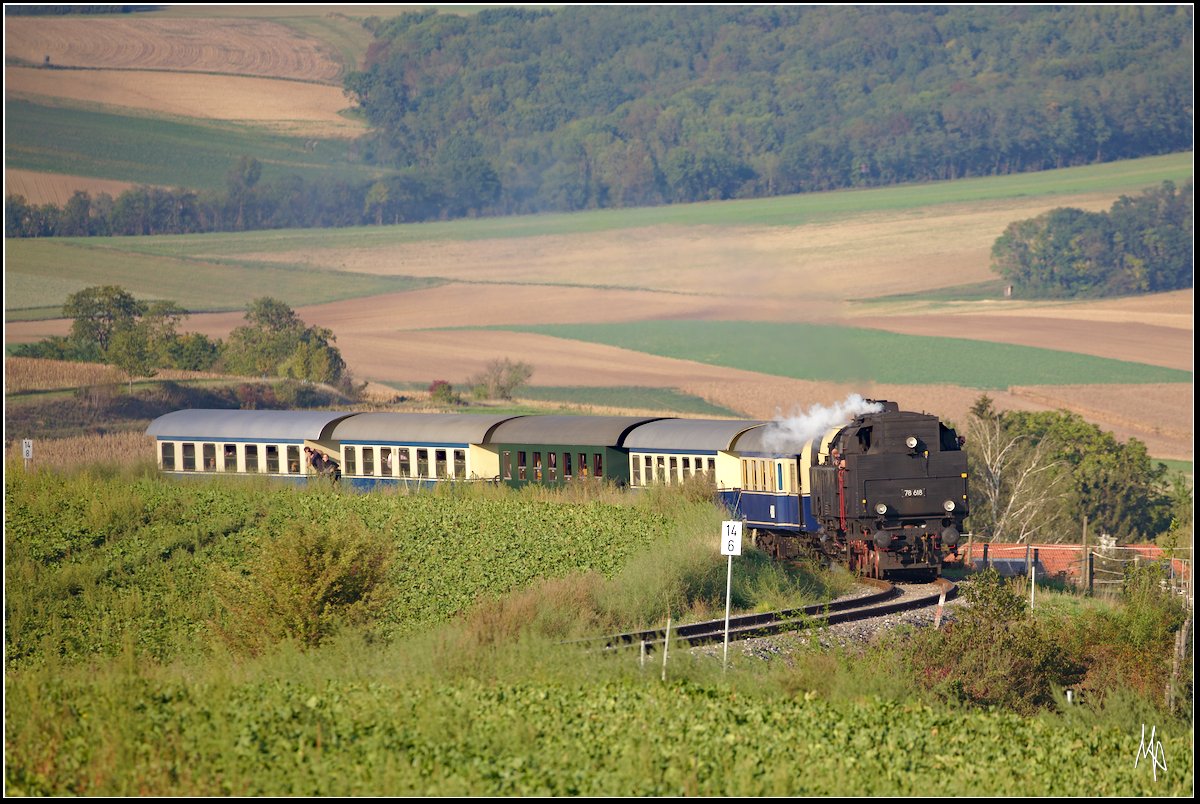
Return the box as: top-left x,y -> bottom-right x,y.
720,520 -> 743,672
23,439 -> 33,471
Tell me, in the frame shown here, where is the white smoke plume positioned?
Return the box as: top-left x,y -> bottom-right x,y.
761,394 -> 885,455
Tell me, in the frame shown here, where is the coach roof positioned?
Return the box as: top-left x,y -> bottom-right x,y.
624,418 -> 766,452
329,413 -> 522,444
146,409 -> 355,441
489,415 -> 662,447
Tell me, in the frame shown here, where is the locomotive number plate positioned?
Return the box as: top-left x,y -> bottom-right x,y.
902,488 -> 926,497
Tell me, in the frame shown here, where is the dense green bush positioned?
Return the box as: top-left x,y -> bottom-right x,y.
213,516 -> 393,653
906,569 -> 1084,714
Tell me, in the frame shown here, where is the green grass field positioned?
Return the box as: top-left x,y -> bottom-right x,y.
5,98 -> 370,191
4,239 -> 444,314
493,320 -> 1191,389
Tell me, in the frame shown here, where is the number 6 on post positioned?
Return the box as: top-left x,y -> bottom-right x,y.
721,520 -> 742,556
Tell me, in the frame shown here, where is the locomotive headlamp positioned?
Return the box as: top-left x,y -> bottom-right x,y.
905,435 -> 919,449
874,502 -> 889,515
943,499 -> 956,512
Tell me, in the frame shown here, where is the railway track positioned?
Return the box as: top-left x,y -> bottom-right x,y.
578,577 -> 957,652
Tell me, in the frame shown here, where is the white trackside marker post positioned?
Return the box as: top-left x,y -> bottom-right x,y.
721,520 -> 743,673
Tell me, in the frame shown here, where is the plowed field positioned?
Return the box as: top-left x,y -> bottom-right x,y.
5,17 -> 344,81
6,67 -> 363,137
5,169 -> 138,206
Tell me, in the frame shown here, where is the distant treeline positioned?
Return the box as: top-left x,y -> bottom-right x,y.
12,286 -> 352,393
4,156 -> 494,237
991,181 -> 1193,299
3,5 -> 157,15
346,6 -> 1193,213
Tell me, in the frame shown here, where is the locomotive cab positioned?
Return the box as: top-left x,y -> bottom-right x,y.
810,404 -> 968,579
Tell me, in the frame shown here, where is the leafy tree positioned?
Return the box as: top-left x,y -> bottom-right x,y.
222,297 -> 346,385
428,379 -> 461,406
166,331 -> 222,371
468,358 -> 534,400
106,322 -> 158,393
227,155 -> 262,231
965,394 -> 1180,543
991,181 -> 1193,299
1002,409 -> 1176,542
965,395 -> 1071,543
62,285 -> 145,356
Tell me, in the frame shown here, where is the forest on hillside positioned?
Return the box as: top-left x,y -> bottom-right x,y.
6,6 -> 1192,238
347,6 -> 1193,214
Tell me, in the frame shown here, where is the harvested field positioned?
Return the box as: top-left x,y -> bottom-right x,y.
4,18 -> 344,82
5,169 -> 139,207
4,357 -> 232,394
852,289 -> 1192,370
680,379 -> 1192,462
6,67 -> 364,138
240,193 -> 1123,303
852,313 -> 1192,371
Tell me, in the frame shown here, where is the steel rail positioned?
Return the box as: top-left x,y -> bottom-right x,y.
573,578 -> 956,652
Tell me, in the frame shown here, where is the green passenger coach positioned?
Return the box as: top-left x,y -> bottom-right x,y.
487,415 -> 661,487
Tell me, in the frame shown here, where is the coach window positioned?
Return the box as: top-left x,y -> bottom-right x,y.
345,446 -> 357,476
417,448 -> 429,478
564,452 -> 573,481
655,455 -> 666,484
454,449 -> 466,480
669,457 -> 678,484
682,457 -> 691,478
245,445 -> 259,473
399,448 -> 411,478
593,453 -> 603,478
363,447 -> 375,476
578,453 -> 588,478
286,446 -> 300,474
533,452 -> 542,481
502,451 -> 512,481
224,444 -> 237,472
435,449 -> 448,479
266,445 -> 280,474
547,452 -> 557,482
182,443 -> 196,472
631,455 -> 641,486
517,451 -> 527,481
381,448 -> 395,476
790,463 -> 798,493
161,442 -> 175,470
202,443 -> 216,472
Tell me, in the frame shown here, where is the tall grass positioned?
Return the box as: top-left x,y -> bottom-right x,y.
4,432 -> 158,473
